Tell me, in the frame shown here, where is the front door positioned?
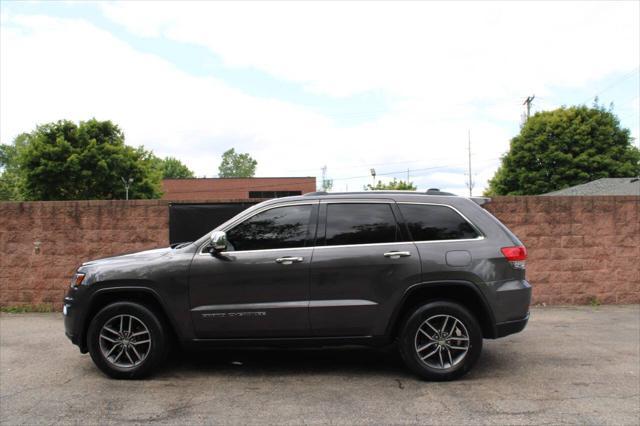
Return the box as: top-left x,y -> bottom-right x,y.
189,202 -> 317,339
309,201 -> 421,336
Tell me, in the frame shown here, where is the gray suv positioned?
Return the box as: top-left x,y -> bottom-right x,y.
64,191 -> 531,380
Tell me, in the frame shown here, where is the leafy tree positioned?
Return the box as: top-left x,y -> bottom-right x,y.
218,148 -> 257,177
15,119 -> 162,200
321,178 -> 333,192
365,178 -> 417,190
486,104 -> 640,195
156,156 -> 195,179
0,134 -> 29,201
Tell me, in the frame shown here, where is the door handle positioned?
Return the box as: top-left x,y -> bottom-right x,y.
275,256 -> 304,265
383,251 -> 411,259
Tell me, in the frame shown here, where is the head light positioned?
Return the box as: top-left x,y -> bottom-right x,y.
70,273 -> 86,288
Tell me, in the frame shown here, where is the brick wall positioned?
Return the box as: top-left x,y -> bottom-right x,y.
1,196 -> 638,310
0,200 -> 170,310
484,196 -> 639,305
162,177 -> 317,200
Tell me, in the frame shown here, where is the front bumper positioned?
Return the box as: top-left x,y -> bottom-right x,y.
63,289 -> 88,353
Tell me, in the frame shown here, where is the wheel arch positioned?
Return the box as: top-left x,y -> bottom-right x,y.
79,284 -> 180,353
388,281 -> 497,339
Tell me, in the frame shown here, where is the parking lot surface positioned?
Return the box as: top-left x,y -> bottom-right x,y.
1,306 -> 639,425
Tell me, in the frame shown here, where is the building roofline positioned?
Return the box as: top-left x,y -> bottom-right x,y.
162,176 -> 315,181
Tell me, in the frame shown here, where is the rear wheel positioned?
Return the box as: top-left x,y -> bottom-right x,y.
87,302 -> 168,379
398,300 -> 482,381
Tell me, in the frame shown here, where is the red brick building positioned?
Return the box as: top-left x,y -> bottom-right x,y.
161,177 -> 316,201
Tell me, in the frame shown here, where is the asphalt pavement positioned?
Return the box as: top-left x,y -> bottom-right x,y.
1,306 -> 639,425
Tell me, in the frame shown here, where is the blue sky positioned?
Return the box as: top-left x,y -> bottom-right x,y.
1,1 -> 638,193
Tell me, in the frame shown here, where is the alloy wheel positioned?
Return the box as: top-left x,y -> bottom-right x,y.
414,314 -> 470,370
98,314 -> 152,369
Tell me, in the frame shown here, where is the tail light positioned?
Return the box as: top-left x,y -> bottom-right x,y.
501,246 -> 527,269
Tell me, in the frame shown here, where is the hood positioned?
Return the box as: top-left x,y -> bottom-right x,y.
81,247 -> 173,268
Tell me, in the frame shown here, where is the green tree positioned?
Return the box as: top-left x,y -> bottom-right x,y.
218,148 -> 257,177
156,156 -> 195,179
0,134 -> 29,200
15,119 -> 162,200
486,104 -> 640,195
365,178 -> 417,190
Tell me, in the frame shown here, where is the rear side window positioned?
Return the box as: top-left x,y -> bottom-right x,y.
226,204 -> 313,251
399,204 -> 479,241
325,203 -> 399,246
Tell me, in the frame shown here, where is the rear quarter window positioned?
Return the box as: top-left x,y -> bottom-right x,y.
398,204 -> 479,241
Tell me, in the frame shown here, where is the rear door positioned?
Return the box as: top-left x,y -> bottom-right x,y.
308,201 -> 421,336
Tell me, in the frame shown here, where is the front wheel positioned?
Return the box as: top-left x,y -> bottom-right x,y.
87,302 -> 168,379
398,301 -> 482,381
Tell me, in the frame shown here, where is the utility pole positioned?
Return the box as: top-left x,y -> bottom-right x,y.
523,95 -> 535,120
466,130 -> 474,197
406,168 -> 410,183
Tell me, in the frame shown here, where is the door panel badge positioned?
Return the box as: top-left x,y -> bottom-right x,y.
202,311 -> 267,319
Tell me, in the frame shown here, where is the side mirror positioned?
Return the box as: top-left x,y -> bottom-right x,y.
209,231 -> 228,252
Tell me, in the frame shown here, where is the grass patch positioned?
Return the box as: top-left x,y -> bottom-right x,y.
0,303 -> 55,313
587,296 -> 601,307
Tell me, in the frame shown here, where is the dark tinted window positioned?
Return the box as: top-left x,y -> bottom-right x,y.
399,204 -> 479,241
325,203 -> 399,246
226,204 -> 312,251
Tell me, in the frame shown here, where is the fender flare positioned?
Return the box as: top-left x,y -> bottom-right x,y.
79,285 -> 180,351
386,280 -> 497,338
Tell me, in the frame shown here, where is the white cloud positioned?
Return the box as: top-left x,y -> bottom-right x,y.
2,2 -> 639,194
101,1 -> 639,100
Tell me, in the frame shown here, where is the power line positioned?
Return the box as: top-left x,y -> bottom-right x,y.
165,161 -> 497,195
280,154 -> 474,174
580,67 -> 640,105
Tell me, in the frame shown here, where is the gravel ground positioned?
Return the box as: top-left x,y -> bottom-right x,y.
1,305 -> 639,425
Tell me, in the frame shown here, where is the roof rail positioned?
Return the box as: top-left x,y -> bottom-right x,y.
302,190 -> 490,205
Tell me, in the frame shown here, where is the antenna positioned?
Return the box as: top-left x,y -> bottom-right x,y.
466,130 -> 474,197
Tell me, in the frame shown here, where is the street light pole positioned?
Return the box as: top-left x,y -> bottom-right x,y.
121,177 -> 133,200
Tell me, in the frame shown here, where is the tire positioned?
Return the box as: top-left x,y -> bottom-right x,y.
87,302 -> 168,379
398,300 -> 482,381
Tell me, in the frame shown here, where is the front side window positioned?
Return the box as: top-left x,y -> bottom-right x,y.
325,203 -> 399,246
225,204 -> 313,251
399,204 -> 479,241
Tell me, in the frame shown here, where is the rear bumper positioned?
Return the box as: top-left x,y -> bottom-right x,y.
495,313 -> 529,338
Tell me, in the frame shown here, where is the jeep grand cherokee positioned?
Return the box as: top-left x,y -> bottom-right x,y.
64,191 -> 531,380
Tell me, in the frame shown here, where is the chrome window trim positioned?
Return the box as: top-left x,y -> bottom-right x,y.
313,241 -> 416,250
198,201 -> 317,255
320,199 -> 393,204
199,246 -> 314,256
397,201 -> 485,241
198,199 -> 485,255
413,237 -> 484,244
